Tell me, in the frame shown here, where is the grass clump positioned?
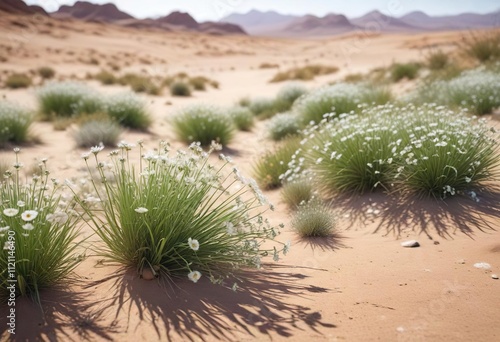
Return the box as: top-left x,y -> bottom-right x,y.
72,115 -> 123,148
94,70 -> 118,85
276,82 -> 308,105
461,31 -> 500,63
104,92 -> 151,131
227,106 -> 254,131
284,103 -> 499,199
173,104 -> 234,146
390,62 -> 420,82
426,50 -> 449,70
253,137 -> 301,189
291,200 -> 336,238
294,83 -> 391,125
170,81 -> 191,97
37,82 -> 103,120
71,142 -> 287,284
119,73 -> 161,95
271,64 -> 338,82
37,67 -> 56,80
267,112 -> 301,141
0,102 -> 33,148
281,178 -> 314,209
0,150 -> 81,304
5,73 -> 32,89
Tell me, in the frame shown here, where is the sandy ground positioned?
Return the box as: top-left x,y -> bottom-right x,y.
0,15 -> 499,342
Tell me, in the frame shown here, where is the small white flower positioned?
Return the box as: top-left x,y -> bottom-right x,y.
135,207 -> 148,214
3,208 -> 19,217
188,270 -> 202,283
188,237 -> 200,251
17,200 -> 26,207
81,153 -> 90,160
21,210 -> 38,222
46,211 -> 69,225
22,223 -> 34,231
465,176 -> 471,183
0,226 -> 10,232
90,143 -> 104,155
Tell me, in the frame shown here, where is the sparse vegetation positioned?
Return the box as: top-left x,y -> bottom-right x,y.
228,106 -> 254,131
0,101 -> 33,147
461,31 -> 500,63
271,64 -> 339,82
390,62 -> 421,82
281,178 -> 315,209
73,117 -> 123,148
292,200 -> 336,237
267,112 -> 301,141
170,81 -> 191,97
5,73 -> 32,89
104,92 -> 151,131
426,50 -> 450,70
94,70 -> 118,85
37,66 -> 56,80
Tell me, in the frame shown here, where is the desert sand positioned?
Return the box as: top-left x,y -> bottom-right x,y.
0,13 -> 499,342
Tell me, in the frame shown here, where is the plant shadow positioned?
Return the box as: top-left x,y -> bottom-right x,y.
87,265 -> 336,341
294,232 -> 350,252
0,284 -> 118,341
329,187 -> 500,239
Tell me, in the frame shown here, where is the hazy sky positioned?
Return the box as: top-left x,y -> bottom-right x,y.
26,0 -> 500,21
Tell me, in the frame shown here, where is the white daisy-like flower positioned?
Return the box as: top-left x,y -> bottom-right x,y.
46,211 -> 69,224
22,223 -> 34,231
21,210 -> 38,222
465,176 -> 472,183
188,270 -> 202,283
90,144 -> 104,155
188,237 -> 200,251
3,208 -> 19,217
0,226 -> 10,232
17,200 -> 26,207
135,207 -> 148,214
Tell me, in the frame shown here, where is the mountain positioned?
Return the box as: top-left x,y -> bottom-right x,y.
351,10 -> 420,32
53,1 -> 133,22
221,10 -> 298,34
156,11 -> 199,29
0,0 -> 47,15
282,13 -> 357,36
400,10 -> 500,30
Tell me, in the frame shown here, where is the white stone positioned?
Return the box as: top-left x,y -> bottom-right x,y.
492,274 -> 499,280
401,240 -> 420,248
473,262 -> 491,270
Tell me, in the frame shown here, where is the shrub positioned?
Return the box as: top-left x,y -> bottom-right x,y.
94,70 -> 117,85
259,63 -> 279,69
0,102 -> 33,147
189,76 -> 214,91
276,82 -> 308,105
5,73 -> 32,89
173,104 -> 234,146
294,83 -> 391,125
426,50 -> 449,70
73,119 -> 123,148
70,142 -> 287,284
37,66 -> 56,79
37,82 -> 103,119
170,81 -> 191,97
291,200 -> 336,238
0,150 -> 81,304
104,92 -> 151,131
119,73 -> 160,95
461,31 -> 500,63
281,178 -> 314,209
408,68 -> 500,115
271,64 -> 338,82
284,103 -> 499,198
390,62 -> 420,82
227,106 -> 254,131
267,112 -> 301,141
253,137 -> 301,189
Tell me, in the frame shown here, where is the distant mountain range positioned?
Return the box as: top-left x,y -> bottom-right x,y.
2,1 -> 499,37
222,9 -> 500,37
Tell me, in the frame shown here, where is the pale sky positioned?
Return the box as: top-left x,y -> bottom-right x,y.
26,0 -> 500,21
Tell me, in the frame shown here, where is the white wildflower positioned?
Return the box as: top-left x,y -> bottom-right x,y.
3,208 -> 19,217
134,207 -> 148,214
188,270 -> 202,283
21,210 -> 38,222
188,237 -> 200,251
22,223 -> 34,231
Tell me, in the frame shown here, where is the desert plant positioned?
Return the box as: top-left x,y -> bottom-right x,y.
461,31 -> 500,63
281,178 -> 314,209
227,106 -> 254,131
170,81 -> 191,97
94,70 -> 117,85
253,137 -> 301,189
172,104 -> 234,146
104,92 -> 151,131
426,50 -> 449,70
0,149 -> 81,304
37,66 -> 56,80
5,73 -> 32,89
271,65 -> 338,82
0,102 -> 33,148
70,142 -> 288,284
390,62 -> 420,82
294,83 -> 391,124
73,119 -> 123,148
267,112 -> 301,141
276,82 -> 308,105
119,73 -> 160,95
37,82 -> 103,119
291,200 -> 336,237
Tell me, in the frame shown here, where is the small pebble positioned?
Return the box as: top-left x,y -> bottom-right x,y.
401,240 -> 420,248
456,259 -> 466,264
396,326 -> 405,333
492,274 -> 499,280
473,262 -> 491,269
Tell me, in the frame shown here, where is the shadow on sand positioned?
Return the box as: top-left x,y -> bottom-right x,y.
1,265 -> 336,341
329,187 -> 500,239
